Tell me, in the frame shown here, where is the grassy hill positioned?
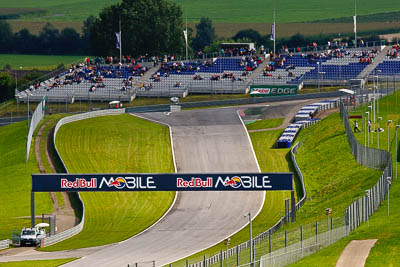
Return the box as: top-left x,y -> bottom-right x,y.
41,114 -> 175,251
0,54 -> 85,70
1,0 -> 399,23
0,121 -> 53,240
289,90 -> 400,266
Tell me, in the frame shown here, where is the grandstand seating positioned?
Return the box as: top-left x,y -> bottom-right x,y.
373,57 -> 400,76
254,49 -> 377,86
277,99 -> 339,148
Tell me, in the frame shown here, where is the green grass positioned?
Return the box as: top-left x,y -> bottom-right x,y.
1,0 -> 400,23
172,129 -> 300,265
0,121 -> 53,240
40,114 -> 175,251
0,258 -> 77,267
288,89 -> 400,267
246,118 -> 284,130
0,54 -> 85,70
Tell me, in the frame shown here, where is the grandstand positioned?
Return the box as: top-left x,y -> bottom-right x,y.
15,46 -> 400,103
372,45 -> 400,77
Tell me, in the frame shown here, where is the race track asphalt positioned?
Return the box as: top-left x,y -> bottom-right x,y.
63,107 -> 264,266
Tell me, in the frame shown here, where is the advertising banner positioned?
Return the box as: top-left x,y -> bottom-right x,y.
250,85 -> 298,97
32,173 -> 293,192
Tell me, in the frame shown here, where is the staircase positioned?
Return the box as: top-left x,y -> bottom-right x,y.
357,46 -> 390,79
246,55 -> 270,85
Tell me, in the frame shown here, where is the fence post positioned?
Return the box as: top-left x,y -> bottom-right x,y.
315,221 -> 318,245
203,254 -> 206,267
269,230 -> 272,253
236,245 -> 239,266
153,261 -> 155,267
285,230 -> 287,249
220,250 -> 223,267
186,259 -> 189,267
300,225 -> 303,256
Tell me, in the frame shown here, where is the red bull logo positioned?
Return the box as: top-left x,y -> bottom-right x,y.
109,177 -> 126,187
224,176 -> 242,188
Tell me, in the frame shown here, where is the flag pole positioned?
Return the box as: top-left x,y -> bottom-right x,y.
354,0 -> 357,48
186,16 -> 188,61
119,18 -> 122,63
273,8 -> 276,56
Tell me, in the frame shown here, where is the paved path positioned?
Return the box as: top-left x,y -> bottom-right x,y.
335,239 -> 378,267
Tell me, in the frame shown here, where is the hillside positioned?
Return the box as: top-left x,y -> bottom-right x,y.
1,0 -> 399,23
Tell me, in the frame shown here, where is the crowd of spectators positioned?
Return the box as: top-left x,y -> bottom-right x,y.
387,44 -> 400,58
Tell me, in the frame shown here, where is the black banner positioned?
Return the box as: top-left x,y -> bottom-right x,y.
32,173 -> 293,192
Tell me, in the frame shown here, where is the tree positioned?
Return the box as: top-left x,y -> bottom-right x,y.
38,23 -> 61,54
0,72 -> 15,101
82,15 -> 96,53
233,29 -> 263,46
13,28 -> 39,54
192,17 -> 216,52
90,0 -> 185,57
0,21 -> 13,53
59,28 -> 82,54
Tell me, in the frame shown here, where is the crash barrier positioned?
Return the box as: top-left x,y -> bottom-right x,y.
0,239 -> 10,249
277,99 -> 339,148
26,97 -> 45,162
42,109 -> 125,247
125,91 -> 343,114
340,101 -> 393,232
185,142 -> 307,267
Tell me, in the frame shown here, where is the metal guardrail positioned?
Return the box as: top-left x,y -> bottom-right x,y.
42,108 -> 125,247
0,239 -> 10,250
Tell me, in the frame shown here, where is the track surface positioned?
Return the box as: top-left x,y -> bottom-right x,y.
0,99 -> 316,265
65,107 -> 263,266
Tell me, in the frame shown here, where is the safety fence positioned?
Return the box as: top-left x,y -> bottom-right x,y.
254,100 -> 393,266
340,101 -> 393,232
26,97 -> 45,162
0,239 -> 10,250
42,109 -> 125,247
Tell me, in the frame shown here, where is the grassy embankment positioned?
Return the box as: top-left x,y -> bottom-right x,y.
41,114 -> 175,251
0,121 -> 53,240
289,89 -> 400,266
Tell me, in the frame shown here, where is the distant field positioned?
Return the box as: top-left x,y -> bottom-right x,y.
1,0 -> 400,23
43,114 -> 175,250
0,54 -> 85,70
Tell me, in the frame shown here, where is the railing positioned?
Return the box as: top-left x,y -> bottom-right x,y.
256,100 -> 394,266
0,239 -> 10,250
26,97 -> 45,162
42,108 -> 125,247
339,101 -> 393,232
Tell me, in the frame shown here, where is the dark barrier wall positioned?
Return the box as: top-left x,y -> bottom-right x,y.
126,92 -> 344,113
32,173 -> 293,192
